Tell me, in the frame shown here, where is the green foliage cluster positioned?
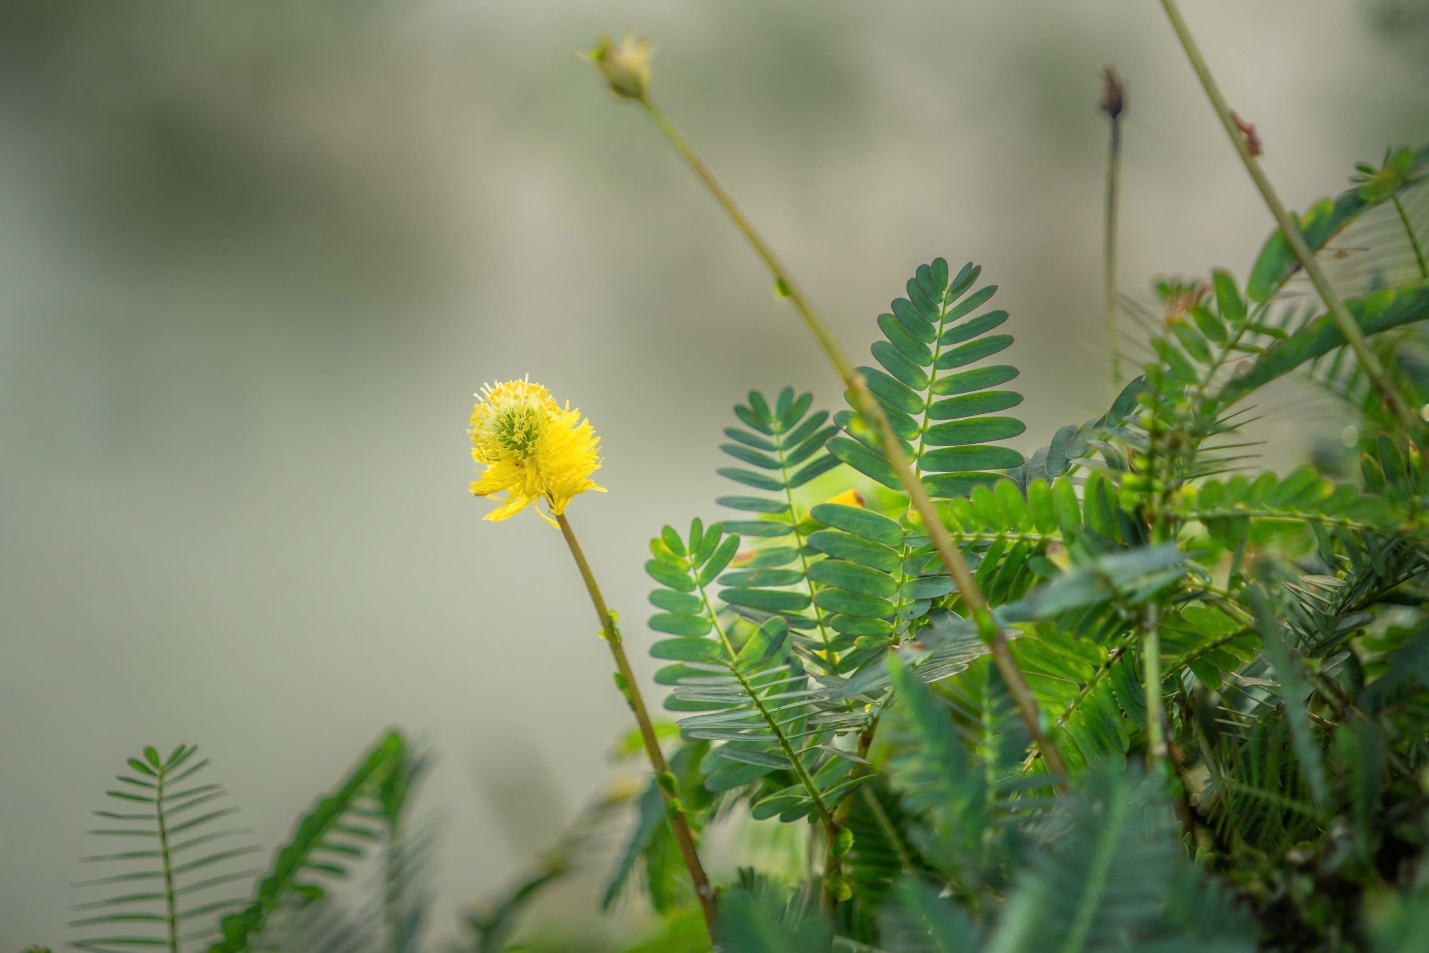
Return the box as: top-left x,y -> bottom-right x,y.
27,78 -> 1429,953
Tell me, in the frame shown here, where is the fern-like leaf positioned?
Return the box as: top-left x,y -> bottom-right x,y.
882,655 -> 1026,893
646,521 -> 865,824
718,884 -> 833,953
1246,143 -> 1429,303
1248,587 -> 1331,807
879,877 -> 983,953
716,388 -> 843,672
1215,279 -> 1429,410
829,258 -> 1025,499
985,768 -> 1255,953
210,731 -> 407,953
71,745 -> 259,953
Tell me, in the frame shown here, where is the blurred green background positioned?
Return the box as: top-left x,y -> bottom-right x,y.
2,0 -> 1427,947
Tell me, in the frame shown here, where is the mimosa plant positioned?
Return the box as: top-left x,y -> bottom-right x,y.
31,6 -> 1429,953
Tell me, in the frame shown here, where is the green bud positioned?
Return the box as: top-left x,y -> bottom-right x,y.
657,771 -> 679,797
589,35 -> 652,101
612,672 -> 634,710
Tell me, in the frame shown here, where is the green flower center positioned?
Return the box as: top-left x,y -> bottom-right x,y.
495,407 -> 544,457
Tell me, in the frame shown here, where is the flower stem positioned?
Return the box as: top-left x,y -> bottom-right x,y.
555,512 -> 718,941
637,97 -> 1068,783
1157,0 -> 1418,434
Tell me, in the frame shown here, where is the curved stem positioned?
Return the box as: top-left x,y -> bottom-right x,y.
1158,0 -> 1418,434
555,513 -> 719,942
638,96 -> 1068,783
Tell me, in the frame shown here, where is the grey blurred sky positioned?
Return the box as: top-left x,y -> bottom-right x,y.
2,1 -> 1427,947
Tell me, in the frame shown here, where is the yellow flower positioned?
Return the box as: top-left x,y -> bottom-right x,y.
468,378 -> 605,525
822,488 -> 867,509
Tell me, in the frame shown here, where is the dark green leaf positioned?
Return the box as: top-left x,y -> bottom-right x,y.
929,364 -> 1020,396
922,416 -> 1026,447
809,503 -> 903,546
920,446 -> 1025,472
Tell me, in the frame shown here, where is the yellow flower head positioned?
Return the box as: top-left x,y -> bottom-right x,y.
468,378 -> 606,525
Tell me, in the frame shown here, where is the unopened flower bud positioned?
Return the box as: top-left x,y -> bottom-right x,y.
589,34 -> 653,101
1099,65 -> 1126,121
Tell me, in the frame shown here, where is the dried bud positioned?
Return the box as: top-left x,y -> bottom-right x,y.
1231,111 -> 1262,158
1099,65 -> 1126,121
589,34 -> 653,101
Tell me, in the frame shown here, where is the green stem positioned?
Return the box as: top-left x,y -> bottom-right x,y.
1158,0 -> 1419,434
1104,102 -> 1123,400
1393,195 -> 1428,280
155,762 -> 178,953
555,513 -> 719,942
1141,602 -> 1167,768
822,726 -> 876,913
638,97 -> 1069,783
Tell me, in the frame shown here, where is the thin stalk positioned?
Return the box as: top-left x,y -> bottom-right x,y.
1393,195 -> 1428,280
555,513 -> 718,941
1101,66 -> 1126,400
638,96 -> 1068,782
822,726 -> 875,912
1158,0 -> 1419,433
154,763 -> 179,953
